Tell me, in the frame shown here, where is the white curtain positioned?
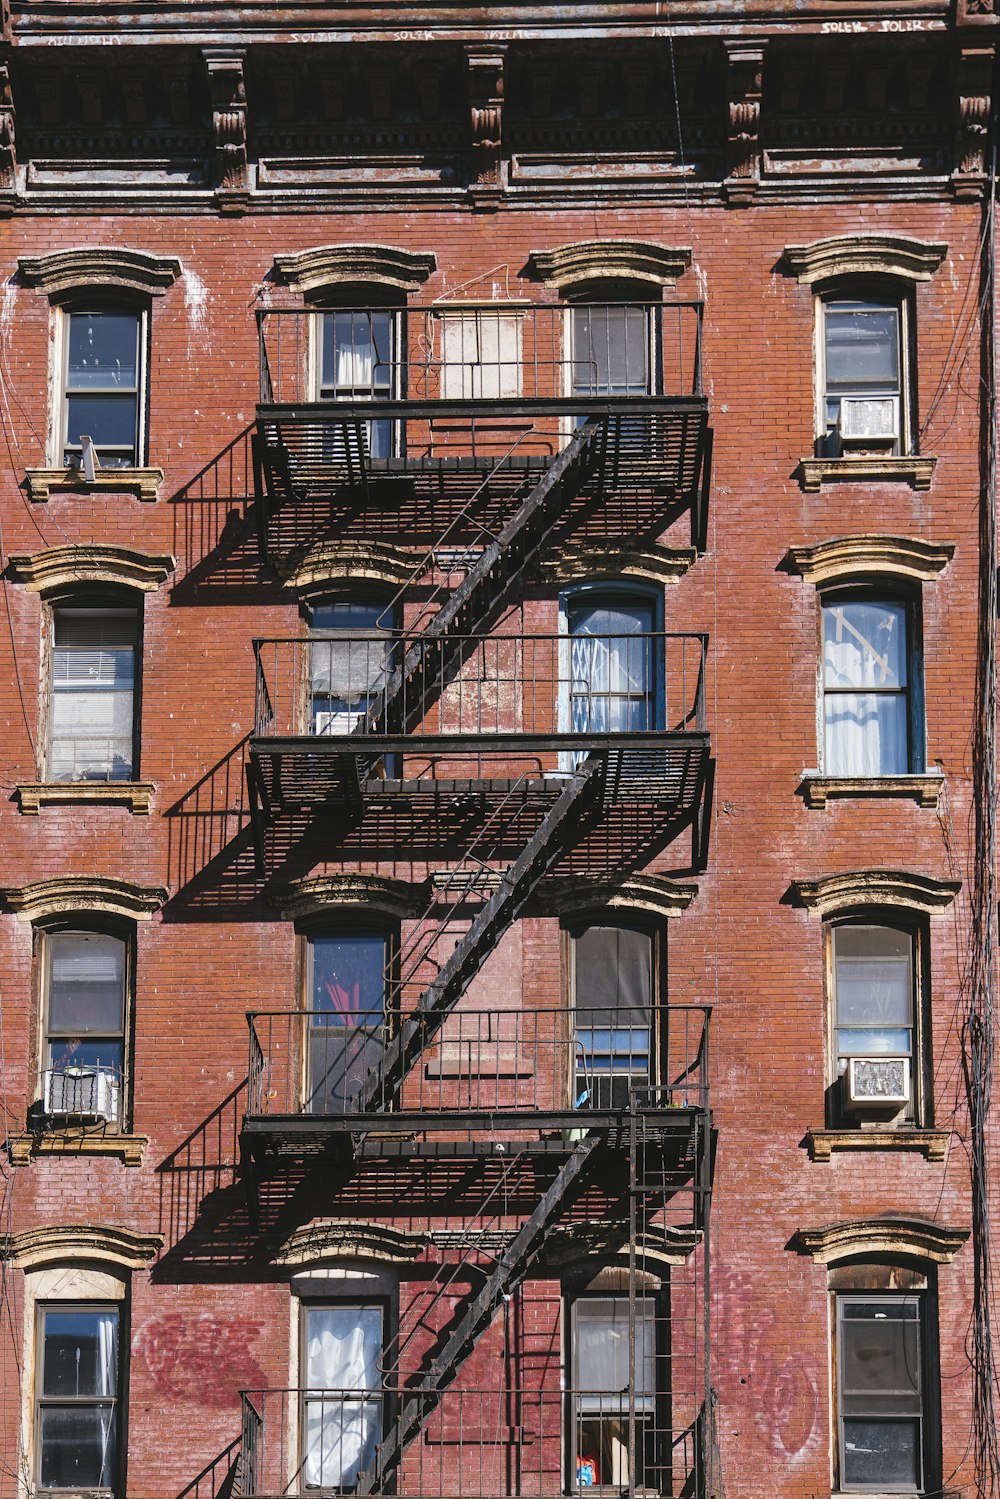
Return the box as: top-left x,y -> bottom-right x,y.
823,602 -> 909,775
303,1307 -> 382,1488
96,1311 -> 118,1485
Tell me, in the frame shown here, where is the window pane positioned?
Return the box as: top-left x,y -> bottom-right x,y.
576,928 -> 651,1019
306,1305 -> 383,1390
47,931 -> 125,1034
66,394 -> 139,452
441,312 -> 521,399
825,304 -> 900,390
39,1405 -> 117,1488
67,313 -> 138,390
842,1419 -> 921,1488
41,1309 -> 118,1397
572,308 -> 650,397
312,935 -> 387,1021
322,312 -> 393,394
834,927 -> 912,1031
572,1298 -> 655,1406
824,603 -> 907,691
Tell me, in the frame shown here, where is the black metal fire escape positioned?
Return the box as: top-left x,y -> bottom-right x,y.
240,302 -> 714,1497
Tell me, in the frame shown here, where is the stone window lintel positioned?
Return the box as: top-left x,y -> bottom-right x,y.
8,544 -> 175,593
806,1128 -> 951,1162
16,782 -> 155,816
25,467 -> 163,504
7,1133 -> 148,1167
799,456 -> 937,492
18,247 -> 182,298
782,234 -> 948,287
800,774 -> 944,810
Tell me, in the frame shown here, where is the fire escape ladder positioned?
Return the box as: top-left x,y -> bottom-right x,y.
358,1134 -> 602,1495
359,758 -> 603,1115
372,420 -> 602,735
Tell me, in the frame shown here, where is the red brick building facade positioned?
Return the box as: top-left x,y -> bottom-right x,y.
0,6 -> 996,1499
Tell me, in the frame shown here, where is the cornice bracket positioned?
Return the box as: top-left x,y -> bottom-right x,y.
204,47 -> 250,214
466,45 -> 506,210
722,41 -> 766,207
954,44 -> 995,199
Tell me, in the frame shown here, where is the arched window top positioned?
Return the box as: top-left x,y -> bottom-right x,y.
276,1220 -> 424,1268
782,235 -> 947,287
280,542 -> 415,599
787,536 -> 954,588
795,1215 -> 969,1265
18,247 -> 182,299
529,240 -> 691,294
8,545 -> 175,595
272,244 -> 437,297
790,870 -> 961,919
0,877 -> 166,923
534,872 -> 698,923
0,1224 -> 162,1271
267,874 -> 424,924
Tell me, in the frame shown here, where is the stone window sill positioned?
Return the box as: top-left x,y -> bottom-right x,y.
798,455 -> 936,492
25,466 -> 163,503
800,774 -> 943,809
16,782 -> 154,815
7,1131 -> 148,1166
806,1128 -> 950,1162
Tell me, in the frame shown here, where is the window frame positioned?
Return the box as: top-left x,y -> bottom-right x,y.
823,915 -> 929,1128
564,300 -> 663,403
297,1294 -> 392,1494
301,924 -> 397,1116
564,1288 -> 668,1494
818,584 -> 925,778
35,918 -> 135,1133
558,583 -> 665,763
833,1288 -> 934,1494
815,284 -> 915,458
34,1300 -> 123,1494
54,300 -> 149,471
43,591 -> 143,786
565,922 -> 662,1113
311,305 -> 404,461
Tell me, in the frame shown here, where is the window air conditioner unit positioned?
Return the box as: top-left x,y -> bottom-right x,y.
44,1067 -> 119,1122
843,1056 -> 910,1114
838,397 -> 898,449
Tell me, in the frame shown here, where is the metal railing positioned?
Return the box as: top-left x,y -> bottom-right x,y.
237,1385 -> 703,1498
251,631 -> 708,743
257,302 -> 704,410
245,1004 -> 710,1121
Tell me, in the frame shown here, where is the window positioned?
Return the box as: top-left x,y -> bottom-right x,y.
818,294 -> 909,457
60,308 -> 143,469
47,601 -> 140,783
565,589 -> 662,737
836,1294 -> 928,1491
35,1304 -> 120,1489
821,593 -> 921,776
318,310 -> 398,460
571,927 -> 654,1110
40,927 -> 128,1127
306,931 -> 389,1114
439,309 -> 522,399
300,1301 -> 385,1490
828,921 -> 922,1126
308,600 -> 393,739
570,305 -> 658,401
569,1295 -> 657,1489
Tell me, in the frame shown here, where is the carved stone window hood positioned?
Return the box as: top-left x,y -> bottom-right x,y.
272,244 -> 437,296
529,240 -> 692,293
18,248 -> 182,298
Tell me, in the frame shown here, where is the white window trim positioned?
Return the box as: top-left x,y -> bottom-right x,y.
42,599 -> 142,787
310,309 -> 402,460
51,304 -> 149,472
18,1265 -> 126,1499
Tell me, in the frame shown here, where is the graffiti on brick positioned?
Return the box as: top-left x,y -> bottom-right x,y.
714,1267 -> 821,1459
136,1314 -> 265,1405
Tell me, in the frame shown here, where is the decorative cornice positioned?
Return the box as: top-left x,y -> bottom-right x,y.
805,1129 -> 951,1163
538,543 -> 696,588
267,873 -> 427,923
272,244 -> 437,295
7,1133 -> 148,1167
25,467 -> 163,504
279,541 -> 417,597
275,1220 -> 426,1267
16,782 -> 154,816
786,536 -> 954,586
529,240 -> 691,292
18,248 -> 182,297
795,1216 -> 969,1265
782,234 -> 948,286
799,456 -> 937,492
800,775 -> 944,811
1,1224 -> 163,1270
790,870 -> 962,918
533,873 -> 699,922
0,877 -> 167,923
542,1222 -> 701,1268
8,545 -> 175,593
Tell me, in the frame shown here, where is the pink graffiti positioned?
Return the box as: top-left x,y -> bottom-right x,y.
136,1314 -> 265,1407
714,1267 -> 820,1458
